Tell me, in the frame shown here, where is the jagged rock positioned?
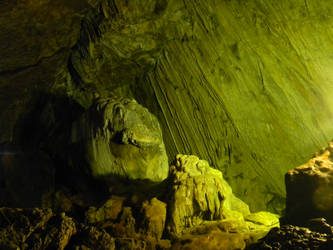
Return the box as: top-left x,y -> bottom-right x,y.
139,197 -> 167,239
306,218 -> 333,235
71,97 -> 169,183
42,212 -> 77,250
69,225 -> 116,250
85,195 -> 125,224
247,224 -> 333,250
42,189 -> 86,215
0,208 -> 53,249
69,0 -> 171,101
284,141 -> 333,225
166,154 -> 250,235
104,206 -> 137,238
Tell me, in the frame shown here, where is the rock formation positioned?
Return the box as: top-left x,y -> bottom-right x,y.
248,222 -> 333,250
138,0 -> 333,213
2,0 -> 333,248
70,97 -> 169,183
166,154 -> 250,235
1,0 -> 333,214
138,198 -> 167,240
0,154 -> 280,249
284,141 -> 333,226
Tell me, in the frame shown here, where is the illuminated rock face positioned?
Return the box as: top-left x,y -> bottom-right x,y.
285,142 -> 333,225
166,154 -> 250,235
70,97 -> 169,182
138,0 -> 333,213
1,0 -> 333,213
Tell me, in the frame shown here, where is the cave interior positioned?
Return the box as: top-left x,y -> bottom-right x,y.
1,0 -> 333,249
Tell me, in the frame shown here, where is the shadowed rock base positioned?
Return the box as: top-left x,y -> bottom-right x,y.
0,155 -> 279,250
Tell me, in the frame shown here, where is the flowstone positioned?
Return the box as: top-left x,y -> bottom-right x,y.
166,154 -> 250,235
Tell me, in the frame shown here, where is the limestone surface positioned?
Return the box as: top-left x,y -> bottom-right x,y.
70,97 -> 169,182
85,195 -> 125,224
2,0 -> 333,214
138,0 -> 333,213
284,141 -> 333,225
139,198 -> 167,240
166,154 -> 250,235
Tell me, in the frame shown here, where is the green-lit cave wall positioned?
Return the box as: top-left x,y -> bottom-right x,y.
1,0 -> 333,213
139,0 -> 333,212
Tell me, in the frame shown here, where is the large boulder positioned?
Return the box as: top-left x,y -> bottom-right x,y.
70,97 -> 169,183
284,141 -> 333,225
166,154 -> 250,235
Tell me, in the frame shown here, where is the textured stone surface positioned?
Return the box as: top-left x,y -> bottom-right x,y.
284,141 -> 333,225
68,0 -> 172,107
247,224 -> 333,250
2,0 -> 333,215
245,212 -> 280,228
42,212 -> 77,250
0,206 -> 170,250
166,154 -> 250,235
137,0 -> 333,213
172,230 -> 248,250
172,216 -> 280,250
139,197 -> 167,240
71,97 -> 169,182
85,195 -> 125,224
0,0 -> 91,143
69,225 -> 116,250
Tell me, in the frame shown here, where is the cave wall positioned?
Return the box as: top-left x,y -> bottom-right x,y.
137,0 -> 333,212
1,0 -> 333,212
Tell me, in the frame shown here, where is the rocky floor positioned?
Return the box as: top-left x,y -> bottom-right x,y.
0,155 -> 280,250
248,223 -> 333,250
3,143 -> 333,250
1,206 -> 332,249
